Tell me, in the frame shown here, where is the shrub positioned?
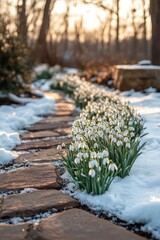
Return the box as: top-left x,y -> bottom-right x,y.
0,18 -> 33,94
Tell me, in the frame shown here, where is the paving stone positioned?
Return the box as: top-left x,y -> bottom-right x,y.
52,110 -> 79,117
28,208 -> 145,240
45,92 -> 65,101
27,122 -> 72,132
39,116 -> 75,124
0,223 -> 29,240
0,190 -> 79,218
0,164 -> 60,192
21,130 -> 60,140
55,127 -> 72,135
14,138 -> 72,151
15,148 -> 66,164
55,106 -> 74,112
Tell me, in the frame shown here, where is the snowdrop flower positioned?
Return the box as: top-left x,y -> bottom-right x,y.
74,157 -> 80,164
124,137 -> 129,143
112,137 -> 117,143
94,143 -> 98,148
76,134 -> 81,140
89,169 -> 96,177
109,163 -> 118,171
123,130 -> 128,136
61,142 -> 65,147
98,166 -> 101,172
98,130 -> 103,137
103,150 -> 109,157
57,145 -> 62,150
103,158 -> 109,165
97,152 -> 103,158
77,152 -> 83,158
69,145 -> 74,151
89,160 -> 98,168
90,152 -> 97,158
117,140 -> 123,147
83,152 -> 89,159
126,143 -> 131,148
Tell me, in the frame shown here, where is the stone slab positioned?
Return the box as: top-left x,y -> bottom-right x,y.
39,116 -> 75,124
0,190 -> 79,218
0,164 -> 60,192
28,208 -> 145,240
52,110 -> 79,117
14,138 -> 72,151
0,223 -> 29,240
55,106 -> 74,112
27,122 -> 72,132
55,127 -> 72,135
15,148 -> 66,164
21,130 -> 60,140
45,92 -> 65,101
113,65 -> 160,91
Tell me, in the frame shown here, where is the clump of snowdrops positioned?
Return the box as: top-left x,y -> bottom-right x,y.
53,75 -> 146,195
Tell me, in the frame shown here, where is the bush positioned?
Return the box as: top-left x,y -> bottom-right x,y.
0,18 -> 33,94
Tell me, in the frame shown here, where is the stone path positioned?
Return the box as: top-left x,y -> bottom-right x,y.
0,91 -> 146,240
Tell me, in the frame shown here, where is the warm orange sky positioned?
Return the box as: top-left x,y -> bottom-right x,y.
53,0 -> 150,31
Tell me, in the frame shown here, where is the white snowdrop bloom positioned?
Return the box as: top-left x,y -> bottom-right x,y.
117,140 -> 123,147
98,130 -> 103,137
135,137 -> 140,142
98,166 -> 101,172
85,132 -> 89,138
76,134 -> 81,140
103,158 -> 109,165
126,143 -> 131,148
61,142 -> 65,147
109,163 -> 118,171
57,145 -> 62,150
97,152 -> 104,158
109,134 -> 113,140
124,137 -> 129,142
130,132 -> 135,137
77,152 -> 83,158
103,150 -> 109,157
94,143 -> 98,148
88,130 -> 92,137
89,160 -> 98,168
89,169 -> 96,177
129,120 -> 133,126
123,130 -> 128,136
83,152 -> 89,159
129,127 -> 134,131
69,145 -> 75,151
112,137 -> 117,143
74,157 -> 80,164
90,152 -> 97,158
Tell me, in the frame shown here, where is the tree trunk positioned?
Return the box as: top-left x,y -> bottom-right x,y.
115,0 -> 120,51
150,0 -> 160,65
142,0 -> 147,58
17,0 -> 27,44
35,0 -> 54,64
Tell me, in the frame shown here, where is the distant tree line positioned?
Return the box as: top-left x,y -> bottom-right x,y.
0,0 -> 160,67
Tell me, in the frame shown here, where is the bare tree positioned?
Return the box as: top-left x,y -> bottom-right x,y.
35,0 -> 56,64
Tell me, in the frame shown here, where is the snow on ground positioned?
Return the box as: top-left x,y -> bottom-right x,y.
0,94 -> 55,165
116,64 -> 160,70
62,87 -> 160,240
